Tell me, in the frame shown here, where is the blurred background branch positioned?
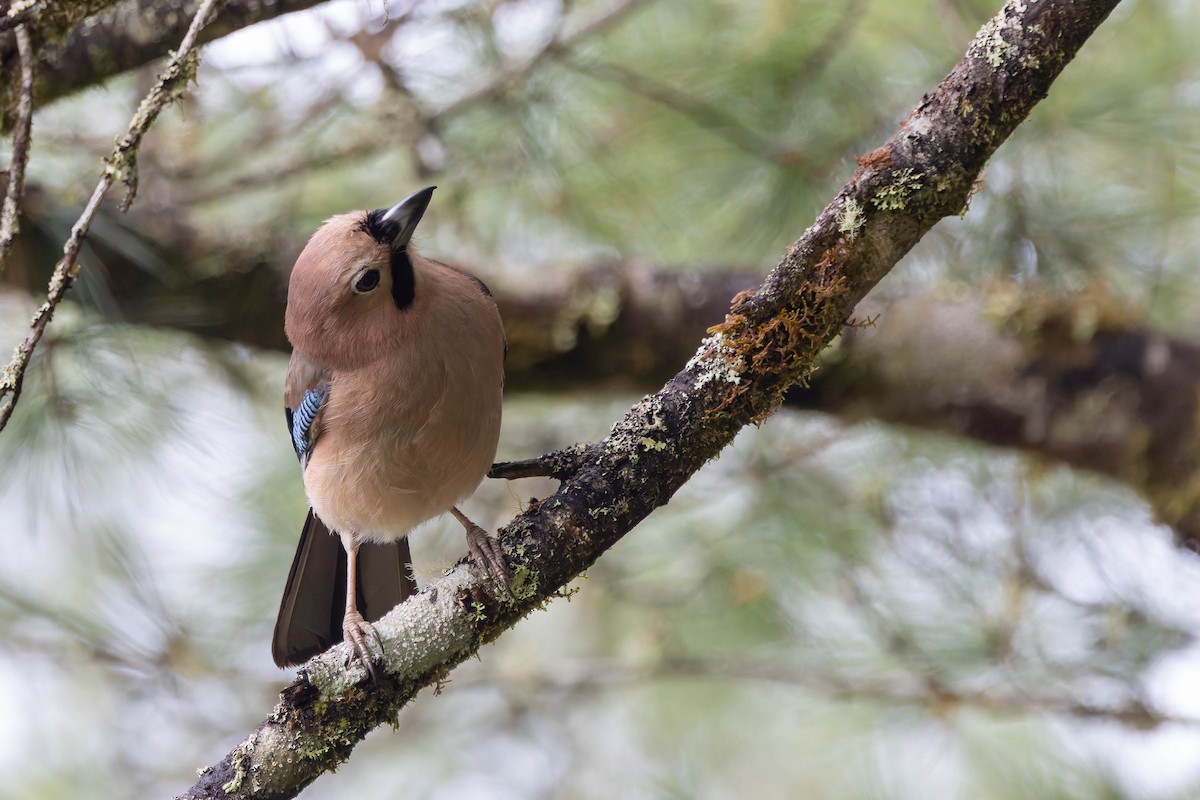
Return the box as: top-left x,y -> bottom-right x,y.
7,220 -> 1200,547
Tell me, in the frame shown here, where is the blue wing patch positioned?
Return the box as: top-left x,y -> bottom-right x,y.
290,383 -> 329,466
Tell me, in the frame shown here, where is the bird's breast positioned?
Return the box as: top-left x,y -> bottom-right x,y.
302,317 -> 503,542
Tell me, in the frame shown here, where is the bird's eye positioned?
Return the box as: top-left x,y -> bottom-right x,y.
354,269 -> 381,293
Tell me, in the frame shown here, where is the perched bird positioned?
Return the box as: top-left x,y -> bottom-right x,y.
272,186 -> 508,678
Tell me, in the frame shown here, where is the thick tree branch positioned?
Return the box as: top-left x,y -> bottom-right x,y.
177,1 -> 1123,796
0,0 -> 118,36
0,0 -> 324,132
0,0 -> 229,432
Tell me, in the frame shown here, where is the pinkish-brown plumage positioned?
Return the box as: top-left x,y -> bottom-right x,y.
273,188 -> 507,674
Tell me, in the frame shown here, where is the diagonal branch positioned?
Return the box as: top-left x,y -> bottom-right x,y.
177,1 -> 1124,797
0,0 -> 229,433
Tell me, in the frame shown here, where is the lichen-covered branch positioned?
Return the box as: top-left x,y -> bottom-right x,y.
176,1 -> 1124,797
0,0 -> 228,433
0,23 -> 34,273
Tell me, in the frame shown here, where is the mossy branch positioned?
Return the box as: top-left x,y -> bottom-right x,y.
177,0 -> 1124,797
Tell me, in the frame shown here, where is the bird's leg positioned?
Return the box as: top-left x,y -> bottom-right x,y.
341,533 -> 383,681
451,507 -> 510,593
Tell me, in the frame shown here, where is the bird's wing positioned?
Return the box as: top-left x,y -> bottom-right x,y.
284,350 -> 331,467
274,351 -> 418,668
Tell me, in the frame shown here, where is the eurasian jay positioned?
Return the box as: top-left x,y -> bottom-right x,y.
272,186 -> 508,678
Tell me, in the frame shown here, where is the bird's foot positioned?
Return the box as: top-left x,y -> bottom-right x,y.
342,609 -> 383,682
464,523 -> 511,595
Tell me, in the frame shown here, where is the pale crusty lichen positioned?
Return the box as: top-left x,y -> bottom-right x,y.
605,394 -> 672,455
967,1 -> 1039,70
687,332 -> 745,389
222,735 -> 258,794
6,0 -> 40,18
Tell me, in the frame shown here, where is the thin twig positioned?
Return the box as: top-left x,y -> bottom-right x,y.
0,0 -> 229,433
0,24 -> 36,274
489,444 -> 588,480
435,0 -> 651,120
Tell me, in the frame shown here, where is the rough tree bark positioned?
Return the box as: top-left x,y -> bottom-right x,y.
174,0 -> 1124,796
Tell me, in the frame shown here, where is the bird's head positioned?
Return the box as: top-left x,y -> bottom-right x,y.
284,186 -> 435,368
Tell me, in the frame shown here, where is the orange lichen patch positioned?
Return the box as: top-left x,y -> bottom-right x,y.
698,233 -> 857,424
811,238 -> 853,288
855,144 -> 894,170
727,288 -> 758,316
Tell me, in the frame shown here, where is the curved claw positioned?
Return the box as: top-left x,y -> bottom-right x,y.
342,609 -> 383,682
464,523 -> 511,595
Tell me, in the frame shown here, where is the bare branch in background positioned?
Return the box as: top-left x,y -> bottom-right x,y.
10,205 -> 1197,547
0,0 -> 229,433
177,1 -> 1124,796
0,23 -> 34,274
788,0 -> 869,93
561,0 -> 865,174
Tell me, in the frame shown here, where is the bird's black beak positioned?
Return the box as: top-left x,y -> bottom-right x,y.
377,186 -> 436,250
